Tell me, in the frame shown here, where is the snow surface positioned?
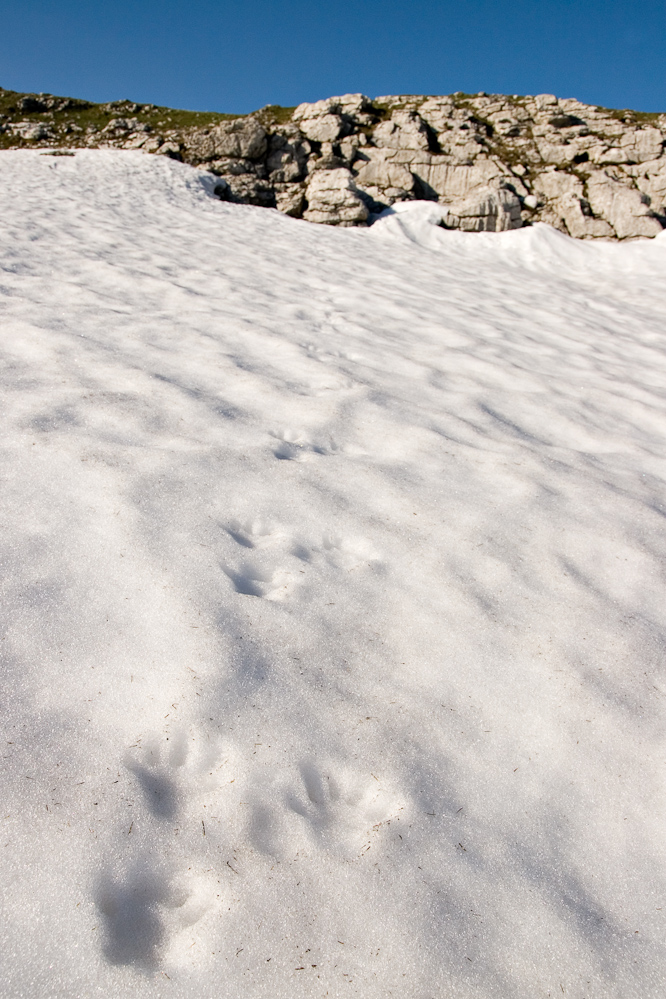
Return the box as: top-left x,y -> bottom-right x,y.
1,149 -> 665,999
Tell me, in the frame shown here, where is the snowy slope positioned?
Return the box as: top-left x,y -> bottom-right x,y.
0,149 -> 665,999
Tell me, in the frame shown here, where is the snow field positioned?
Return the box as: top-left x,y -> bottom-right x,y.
0,149 -> 665,998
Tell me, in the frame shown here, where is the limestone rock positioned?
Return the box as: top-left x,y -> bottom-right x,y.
353,148 -> 415,193
373,111 -> 431,151
540,194 -> 614,239
186,118 -> 267,162
156,141 -> 182,160
293,99 -> 346,143
412,157 -> 509,201
619,127 -> 664,164
292,94 -> 375,143
266,133 -> 310,183
10,121 -> 53,141
298,113 -> 345,144
208,157 -> 263,178
585,171 -> 663,238
440,186 -> 522,232
304,168 -> 368,225
627,158 -> 666,219
216,173 -> 275,207
274,183 -> 306,217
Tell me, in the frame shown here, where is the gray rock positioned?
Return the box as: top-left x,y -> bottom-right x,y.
585,171 -> 663,238
353,148 -> 415,192
373,111 -> 431,151
10,122 -> 52,141
186,118 -> 267,162
304,168 -> 368,225
535,94 -> 559,109
208,157 -> 262,178
274,183 -> 307,217
216,174 -> 275,207
266,133 -> 310,183
298,113 -> 345,144
627,158 -> 666,219
156,141 -> 182,160
440,186 -> 522,232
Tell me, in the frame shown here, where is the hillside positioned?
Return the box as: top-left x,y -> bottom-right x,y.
1,85 -> 665,238
1,148 -> 665,998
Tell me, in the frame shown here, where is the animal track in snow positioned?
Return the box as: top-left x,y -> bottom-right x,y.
293,533 -> 382,573
97,862 -> 210,969
320,533 -> 381,572
270,428 -> 342,461
124,729 -> 221,820
224,561 -> 294,600
250,760 -> 402,858
289,761 -> 401,854
271,428 -> 311,461
226,517 -> 284,549
224,516 -> 298,599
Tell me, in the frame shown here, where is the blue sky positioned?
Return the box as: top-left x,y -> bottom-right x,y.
1,0 -> 664,113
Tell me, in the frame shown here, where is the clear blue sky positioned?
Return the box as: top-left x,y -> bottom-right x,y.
1,0 -> 665,113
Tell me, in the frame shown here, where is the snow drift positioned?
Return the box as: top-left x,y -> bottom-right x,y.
0,149 -> 665,999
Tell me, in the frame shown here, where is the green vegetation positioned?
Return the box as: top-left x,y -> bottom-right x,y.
251,104 -> 298,127
595,106 -> 662,124
0,87 -> 239,150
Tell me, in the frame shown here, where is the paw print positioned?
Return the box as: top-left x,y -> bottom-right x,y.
285,760 -> 401,855
124,729 -> 221,820
223,561 -> 294,600
97,862 -> 210,969
226,518 -> 284,549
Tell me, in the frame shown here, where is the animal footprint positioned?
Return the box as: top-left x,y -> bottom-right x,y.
320,534 -> 381,572
285,761 -> 400,854
227,517 -> 283,549
224,561 -> 294,600
125,730 -> 221,820
97,862 -> 210,969
293,534 -> 381,572
271,428 -> 310,461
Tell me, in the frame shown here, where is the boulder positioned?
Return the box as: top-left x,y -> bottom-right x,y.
353,148 -> 415,192
586,171 -> 663,238
541,194 -> 614,239
11,122 -> 52,141
186,118 -> 267,162
619,127 -> 664,164
292,94 -> 374,143
414,157 -> 508,201
292,98 -> 346,143
274,183 -> 306,217
216,174 -> 275,207
373,111 -> 431,151
440,186 -> 522,232
535,94 -> 559,110
303,168 -> 368,225
627,158 -> 666,218
533,168 -> 584,201
266,133 -> 310,183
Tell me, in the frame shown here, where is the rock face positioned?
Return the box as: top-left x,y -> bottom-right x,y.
2,86 -> 665,239
195,92 -> 665,238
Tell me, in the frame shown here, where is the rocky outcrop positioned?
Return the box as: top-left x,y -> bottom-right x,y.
1,86 -> 665,239
172,90 -> 666,239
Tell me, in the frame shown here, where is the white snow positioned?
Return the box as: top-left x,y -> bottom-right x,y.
1,148 -> 665,998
